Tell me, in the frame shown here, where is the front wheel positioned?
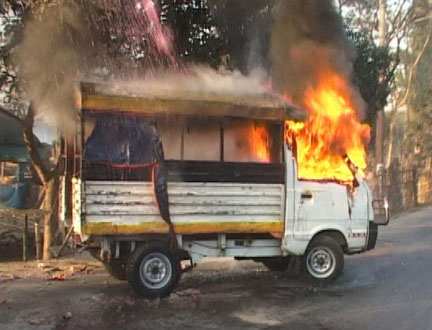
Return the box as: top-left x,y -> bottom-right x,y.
303,236 -> 344,285
126,242 -> 180,299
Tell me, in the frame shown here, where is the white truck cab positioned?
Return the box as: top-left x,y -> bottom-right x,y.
283,145 -> 375,256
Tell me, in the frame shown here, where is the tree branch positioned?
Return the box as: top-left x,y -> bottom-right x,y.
22,103 -> 50,185
399,28 -> 432,107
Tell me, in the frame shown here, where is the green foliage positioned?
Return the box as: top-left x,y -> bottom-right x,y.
0,5 -> 25,117
161,0 -> 224,68
348,29 -> 395,127
211,0 -> 275,73
0,0 -> 396,127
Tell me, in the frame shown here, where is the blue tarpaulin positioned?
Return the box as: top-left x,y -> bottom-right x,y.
84,115 -> 159,164
84,114 -> 174,242
0,181 -> 29,209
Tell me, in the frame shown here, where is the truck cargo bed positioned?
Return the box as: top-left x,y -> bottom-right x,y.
73,181 -> 285,237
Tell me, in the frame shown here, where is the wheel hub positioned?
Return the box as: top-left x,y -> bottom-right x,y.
139,252 -> 172,289
306,247 -> 336,279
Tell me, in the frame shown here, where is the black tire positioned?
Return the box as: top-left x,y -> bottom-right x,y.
262,257 -> 291,272
104,260 -> 127,281
303,235 -> 344,285
126,241 -> 180,299
87,247 -> 102,261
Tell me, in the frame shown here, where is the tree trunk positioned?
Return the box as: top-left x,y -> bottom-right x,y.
22,103 -> 60,260
375,0 -> 387,198
42,176 -> 59,260
386,104 -> 398,168
375,0 -> 387,167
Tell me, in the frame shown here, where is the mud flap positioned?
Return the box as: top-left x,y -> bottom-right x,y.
366,221 -> 378,250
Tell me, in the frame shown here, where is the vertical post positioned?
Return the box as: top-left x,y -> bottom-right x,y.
0,161 -> 4,179
219,120 -> 224,162
376,0 -> 387,199
180,123 -> 185,160
23,215 -> 28,262
378,0 -> 387,46
413,168 -> 418,206
35,222 -> 41,260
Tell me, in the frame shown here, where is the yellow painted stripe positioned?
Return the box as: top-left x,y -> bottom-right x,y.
83,221 -> 284,238
81,93 -> 306,121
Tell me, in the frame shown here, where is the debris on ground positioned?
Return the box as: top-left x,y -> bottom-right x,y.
1,273 -> 21,282
63,311 -> 72,320
48,274 -> 67,281
23,309 -> 53,326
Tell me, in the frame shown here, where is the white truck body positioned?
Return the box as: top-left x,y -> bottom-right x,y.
67,83 -> 389,297
73,147 -> 375,264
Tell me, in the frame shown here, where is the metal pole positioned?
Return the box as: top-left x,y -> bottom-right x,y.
35,222 -> 41,260
23,215 -> 28,262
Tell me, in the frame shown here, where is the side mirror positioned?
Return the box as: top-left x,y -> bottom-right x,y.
373,198 -> 390,226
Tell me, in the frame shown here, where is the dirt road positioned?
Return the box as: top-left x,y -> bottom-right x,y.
1,206 -> 432,330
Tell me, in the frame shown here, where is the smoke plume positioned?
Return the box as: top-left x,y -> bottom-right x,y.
13,3 -> 96,126
270,0 -> 366,118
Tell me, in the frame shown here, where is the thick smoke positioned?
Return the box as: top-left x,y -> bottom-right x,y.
98,66 -> 269,97
13,3 -> 95,127
270,0 -> 366,118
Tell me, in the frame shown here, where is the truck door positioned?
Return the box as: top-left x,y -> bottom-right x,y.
293,181 -> 350,240
284,145 -> 350,240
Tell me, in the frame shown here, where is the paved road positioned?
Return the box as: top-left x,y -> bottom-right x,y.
1,206 -> 432,330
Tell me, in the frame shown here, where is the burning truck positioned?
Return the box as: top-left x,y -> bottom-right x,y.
61,80 -> 389,299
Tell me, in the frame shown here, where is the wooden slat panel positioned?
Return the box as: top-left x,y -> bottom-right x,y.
85,181 -> 283,196
85,204 -> 282,216
83,181 -> 285,235
85,194 -> 281,205
85,180 -> 284,188
85,214 -> 282,223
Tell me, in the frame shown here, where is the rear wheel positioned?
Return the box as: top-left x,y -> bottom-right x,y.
262,257 -> 291,272
104,260 -> 127,281
303,235 -> 344,285
126,241 -> 180,299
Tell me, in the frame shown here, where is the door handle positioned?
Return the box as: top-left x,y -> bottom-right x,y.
300,192 -> 313,200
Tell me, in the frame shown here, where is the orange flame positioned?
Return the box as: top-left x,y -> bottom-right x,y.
285,72 -> 370,185
251,124 -> 270,163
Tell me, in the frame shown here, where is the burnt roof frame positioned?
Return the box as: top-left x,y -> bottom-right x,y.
78,82 -> 306,123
